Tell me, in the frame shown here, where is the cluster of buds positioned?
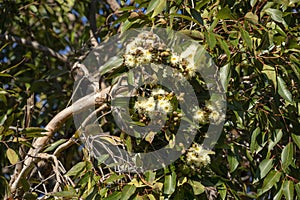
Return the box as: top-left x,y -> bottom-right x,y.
186,143 -> 214,171
122,32 -> 199,78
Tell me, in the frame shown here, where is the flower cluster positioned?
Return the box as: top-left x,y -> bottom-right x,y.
193,100 -> 225,125
186,143 -> 214,171
123,32 -> 199,78
134,88 -> 173,120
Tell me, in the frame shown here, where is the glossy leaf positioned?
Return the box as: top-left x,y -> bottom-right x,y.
253,158 -> 274,184
281,142 -> 293,170
283,180 -> 294,200
152,0 -> 166,18
277,76 -> 293,103
164,172 -> 176,195
258,170 -> 281,196
66,161 -> 87,177
121,185 -> 136,200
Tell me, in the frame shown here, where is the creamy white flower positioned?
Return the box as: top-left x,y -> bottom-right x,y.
193,108 -> 207,124
157,98 -> 172,114
151,88 -> 167,96
141,50 -> 152,63
181,43 -> 199,77
125,42 -> 138,54
124,54 -> 136,68
186,143 -> 213,169
145,97 -> 156,114
170,53 -> 180,65
209,110 -> 225,125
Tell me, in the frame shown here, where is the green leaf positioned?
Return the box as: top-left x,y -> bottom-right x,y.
217,6 -> 235,19
6,148 -> 19,165
245,12 -> 258,23
258,170 -> 281,196
219,63 -> 231,92
240,27 -> 253,50
190,8 -> 203,25
100,56 -> 124,75
152,0 -> 166,18
265,8 -> 284,23
250,127 -> 261,153
283,180 -> 294,200
66,161 -> 87,177
281,143 -> 293,170
29,5 -> 38,13
188,180 -> 205,195
164,172 -> 176,195
277,76 -> 293,103
44,139 -> 67,152
262,64 -> 277,89
121,185 -> 136,200
217,38 -> 231,58
295,183 -> 300,198
146,0 -> 160,14
217,183 -> 227,200
227,152 -> 239,173
292,133 -> 300,150
51,190 -> 77,198
268,129 -> 283,152
204,32 -> 217,49
103,191 -> 121,200
253,158 -> 274,184
147,194 -> 156,200
104,173 -> 125,184
274,186 -> 283,200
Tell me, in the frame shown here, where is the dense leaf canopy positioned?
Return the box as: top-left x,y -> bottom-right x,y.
0,0 -> 299,199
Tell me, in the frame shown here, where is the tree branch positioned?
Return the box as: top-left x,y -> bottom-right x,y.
106,0 -> 121,14
9,87 -> 111,196
0,34 -> 68,64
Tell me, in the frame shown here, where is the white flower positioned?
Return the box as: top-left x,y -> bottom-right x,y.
145,97 -> 156,114
157,98 -> 172,114
126,42 -> 138,54
186,143 -> 213,169
209,110 -> 225,125
193,108 -> 207,124
124,54 -> 136,68
181,43 -> 199,77
170,53 -> 180,65
141,50 -> 152,63
134,97 -> 157,116
151,88 -> 167,96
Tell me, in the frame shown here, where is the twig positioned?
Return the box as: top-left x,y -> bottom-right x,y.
9,87 -> 111,196
0,34 -> 68,64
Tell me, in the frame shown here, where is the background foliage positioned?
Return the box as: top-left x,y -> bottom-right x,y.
0,0 -> 300,199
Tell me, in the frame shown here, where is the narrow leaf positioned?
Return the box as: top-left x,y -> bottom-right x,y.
283,180 -> 294,200
146,0 -> 159,14
163,172 -> 176,195
281,143 -> 293,170
121,185 -> 136,200
152,0 -> 166,18
66,161 -> 86,177
277,76 -> 293,103
262,64 -> 277,89
253,158 -> 274,184
292,133 -> 300,150
190,9 -> 203,25
258,170 -> 281,196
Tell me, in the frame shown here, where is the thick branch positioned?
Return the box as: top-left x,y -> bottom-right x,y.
0,34 -> 68,64
9,87 -> 110,195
